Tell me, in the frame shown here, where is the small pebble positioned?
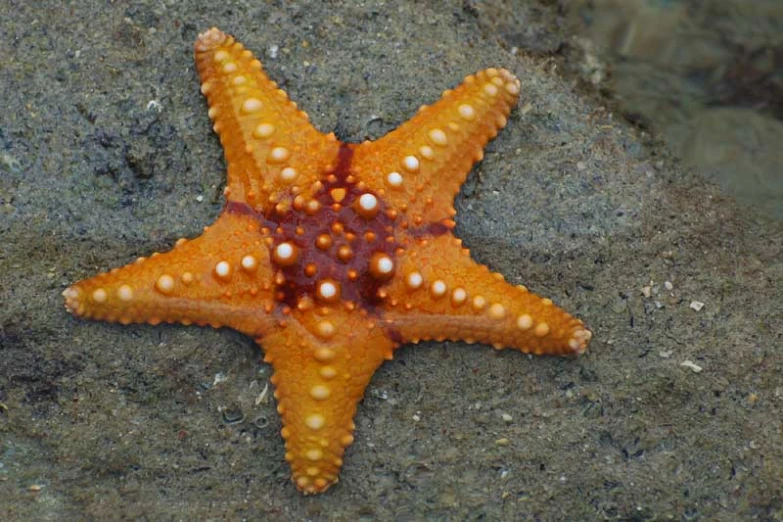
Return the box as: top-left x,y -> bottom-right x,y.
222,403 -> 245,424
146,99 -> 163,112
681,360 -> 703,373
254,383 -> 269,405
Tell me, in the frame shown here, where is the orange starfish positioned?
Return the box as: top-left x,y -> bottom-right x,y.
63,28 -> 592,494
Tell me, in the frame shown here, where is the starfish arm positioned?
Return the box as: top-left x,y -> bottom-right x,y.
351,68 -> 520,227
382,233 -> 591,355
259,308 -> 396,494
195,28 -> 340,208
63,212 -> 277,337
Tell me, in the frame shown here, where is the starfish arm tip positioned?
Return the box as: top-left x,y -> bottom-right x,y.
195,27 -> 229,52
567,326 -> 593,355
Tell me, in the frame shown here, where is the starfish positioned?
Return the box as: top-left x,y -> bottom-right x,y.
63,28 -> 591,494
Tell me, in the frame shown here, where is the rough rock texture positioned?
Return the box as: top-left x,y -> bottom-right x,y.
1,1 -> 780,520
571,0 -> 783,219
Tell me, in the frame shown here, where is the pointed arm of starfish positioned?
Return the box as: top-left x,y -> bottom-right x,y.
258,308 -> 396,494
195,28 -> 340,208
382,233 -> 591,355
351,68 -> 520,228
63,212 -> 278,337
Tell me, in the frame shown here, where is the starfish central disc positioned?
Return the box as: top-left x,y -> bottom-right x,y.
236,145 -> 401,309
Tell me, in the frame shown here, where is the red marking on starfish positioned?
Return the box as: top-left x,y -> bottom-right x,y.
63,28 -> 592,494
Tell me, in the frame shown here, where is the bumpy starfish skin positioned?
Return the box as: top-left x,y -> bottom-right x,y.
63,28 -> 591,494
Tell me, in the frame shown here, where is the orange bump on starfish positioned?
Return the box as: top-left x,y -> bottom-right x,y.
63,27 -> 592,494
